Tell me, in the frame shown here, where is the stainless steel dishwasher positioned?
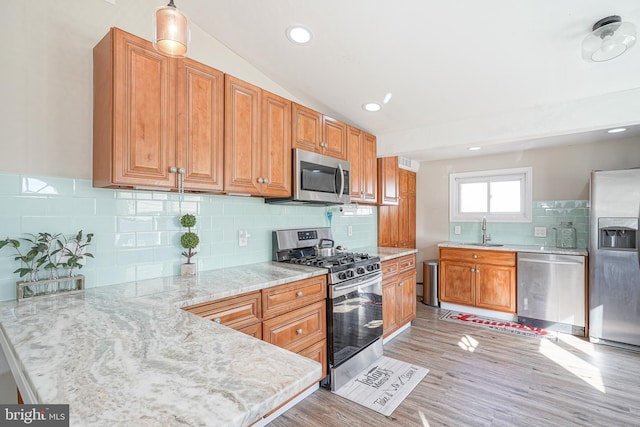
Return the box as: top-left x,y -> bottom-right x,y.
517,252 -> 586,336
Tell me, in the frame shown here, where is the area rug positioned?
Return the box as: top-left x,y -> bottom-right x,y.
439,311 -> 553,338
333,356 -> 428,416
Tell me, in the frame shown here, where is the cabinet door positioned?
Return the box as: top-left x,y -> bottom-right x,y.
347,126 -> 364,202
398,270 -> 417,325
262,300 -> 326,354
475,264 -> 516,313
377,157 -> 399,205
103,28 -> 176,188
292,103 -> 322,153
224,75 -> 261,194
177,58 -> 224,192
362,132 -> 378,203
378,205 -> 399,247
439,260 -> 475,305
398,169 -> 416,248
261,91 -> 292,197
322,116 -> 348,160
382,278 -> 398,337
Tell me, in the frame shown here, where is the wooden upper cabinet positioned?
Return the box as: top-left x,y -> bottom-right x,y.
348,127 -> 377,204
224,76 -> 292,197
322,116 -> 348,160
377,156 -> 399,205
292,103 -> 347,160
177,58 -> 224,191
94,27 -> 175,189
261,91 -> 291,197
224,75 -> 262,195
93,27 -> 224,192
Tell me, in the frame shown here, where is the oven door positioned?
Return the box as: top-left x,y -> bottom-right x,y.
328,272 -> 383,368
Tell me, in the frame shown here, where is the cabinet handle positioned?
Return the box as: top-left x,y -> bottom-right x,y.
296,291 -> 303,298
399,282 -> 404,287
470,268 -> 475,273
296,328 -> 303,335
169,166 -> 177,173
257,177 -> 264,184
213,318 -> 221,324
264,178 -> 269,184
475,269 -> 480,273
472,254 -> 478,259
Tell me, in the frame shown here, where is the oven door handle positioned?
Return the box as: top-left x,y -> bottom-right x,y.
331,273 -> 382,299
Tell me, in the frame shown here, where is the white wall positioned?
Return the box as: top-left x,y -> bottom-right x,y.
415,138 -> 640,281
0,0 -> 307,179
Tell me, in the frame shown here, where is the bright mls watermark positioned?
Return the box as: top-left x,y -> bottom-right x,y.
1,405 -> 69,426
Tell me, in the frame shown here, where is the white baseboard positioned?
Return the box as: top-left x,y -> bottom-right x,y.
383,322 -> 412,344
440,302 -> 517,322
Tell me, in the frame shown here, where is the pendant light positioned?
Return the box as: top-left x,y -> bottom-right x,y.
153,0 -> 190,57
582,15 -> 636,62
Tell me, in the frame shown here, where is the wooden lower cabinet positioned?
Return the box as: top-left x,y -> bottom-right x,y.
183,291 -> 261,334
381,255 -> 417,338
439,248 -> 516,313
184,276 -> 328,378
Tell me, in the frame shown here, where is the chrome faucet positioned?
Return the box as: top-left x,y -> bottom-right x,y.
481,216 -> 491,245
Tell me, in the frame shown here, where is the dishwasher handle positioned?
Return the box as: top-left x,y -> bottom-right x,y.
518,257 -> 583,266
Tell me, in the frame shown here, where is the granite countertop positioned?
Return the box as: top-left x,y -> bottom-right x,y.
0,262 -> 326,426
351,246 -> 418,262
438,241 -> 589,257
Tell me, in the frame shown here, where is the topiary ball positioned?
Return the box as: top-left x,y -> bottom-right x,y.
180,214 -> 197,228
181,232 -> 199,249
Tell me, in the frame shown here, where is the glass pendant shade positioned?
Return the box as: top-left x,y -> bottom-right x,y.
582,16 -> 636,62
153,1 -> 190,57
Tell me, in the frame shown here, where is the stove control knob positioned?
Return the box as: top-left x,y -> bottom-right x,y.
366,265 -> 374,272
338,272 -> 347,280
357,267 -> 365,275
346,270 -> 354,278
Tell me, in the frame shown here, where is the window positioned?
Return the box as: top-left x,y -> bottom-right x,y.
450,167 -> 532,222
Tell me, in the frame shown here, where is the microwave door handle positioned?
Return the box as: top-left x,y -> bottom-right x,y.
337,164 -> 345,199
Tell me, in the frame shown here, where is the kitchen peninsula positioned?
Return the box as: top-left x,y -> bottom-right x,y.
0,263 -> 327,426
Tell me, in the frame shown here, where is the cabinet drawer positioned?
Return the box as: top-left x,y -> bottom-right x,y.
238,322 -> 262,339
440,248 -> 515,266
297,339 -> 327,380
398,254 -> 416,272
184,291 -> 261,330
262,276 -> 327,320
263,300 -> 326,354
381,259 -> 399,277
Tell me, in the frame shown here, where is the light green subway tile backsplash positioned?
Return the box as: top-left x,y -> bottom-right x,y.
450,200 -> 590,249
0,173 -> 377,301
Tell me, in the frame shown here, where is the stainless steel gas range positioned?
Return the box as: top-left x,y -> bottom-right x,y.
273,227 -> 383,391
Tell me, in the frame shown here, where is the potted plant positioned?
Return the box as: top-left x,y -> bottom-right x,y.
180,214 -> 199,276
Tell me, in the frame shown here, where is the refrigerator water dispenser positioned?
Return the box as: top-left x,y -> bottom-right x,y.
598,218 -> 638,250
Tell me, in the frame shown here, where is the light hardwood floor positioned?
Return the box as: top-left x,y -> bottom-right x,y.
268,302 -> 640,427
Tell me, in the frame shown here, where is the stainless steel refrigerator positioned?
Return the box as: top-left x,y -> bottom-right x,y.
589,168 -> 640,350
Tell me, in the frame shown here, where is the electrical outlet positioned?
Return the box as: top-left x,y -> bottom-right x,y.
534,227 -> 547,237
347,225 -> 353,236
239,230 -> 249,246
454,226 -> 461,235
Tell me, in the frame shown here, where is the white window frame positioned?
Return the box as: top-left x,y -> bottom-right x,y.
450,167 -> 532,222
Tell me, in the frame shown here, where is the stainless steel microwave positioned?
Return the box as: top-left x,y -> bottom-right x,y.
266,149 -> 350,205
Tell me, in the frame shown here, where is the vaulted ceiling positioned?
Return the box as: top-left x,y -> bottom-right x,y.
183,1 -> 640,161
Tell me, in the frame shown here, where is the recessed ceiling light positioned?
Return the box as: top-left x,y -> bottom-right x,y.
286,25 -> 312,44
362,102 -> 382,112
383,93 -> 393,104
468,146 -> 481,151
607,127 -> 627,133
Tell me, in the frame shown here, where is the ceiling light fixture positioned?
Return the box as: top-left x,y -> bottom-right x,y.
362,102 -> 382,112
468,146 -> 481,151
153,0 -> 190,57
286,25 -> 313,44
582,15 -> 636,62
607,127 -> 627,133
